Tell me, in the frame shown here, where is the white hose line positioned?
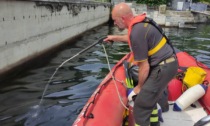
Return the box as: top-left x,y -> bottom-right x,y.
102,44 -> 129,110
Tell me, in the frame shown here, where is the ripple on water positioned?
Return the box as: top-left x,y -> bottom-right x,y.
45,76 -> 99,98
192,37 -> 210,41
74,63 -> 107,72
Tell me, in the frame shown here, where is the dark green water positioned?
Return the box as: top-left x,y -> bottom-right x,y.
0,23 -> 210,126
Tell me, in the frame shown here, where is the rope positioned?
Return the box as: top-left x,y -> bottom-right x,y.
39,39 -> 101,106
101,44 -> 129,110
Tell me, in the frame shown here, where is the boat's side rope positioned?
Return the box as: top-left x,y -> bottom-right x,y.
102,44 -> 129,110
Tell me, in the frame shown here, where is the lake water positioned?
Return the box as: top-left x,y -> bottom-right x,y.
0,23 -> 210,126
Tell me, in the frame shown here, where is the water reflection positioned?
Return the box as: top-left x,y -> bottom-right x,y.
0,24 -> 210,126
45,76 -> 99,99
166,24 -> 210,66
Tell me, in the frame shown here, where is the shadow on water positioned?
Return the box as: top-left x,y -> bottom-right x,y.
0,23 -> 210,126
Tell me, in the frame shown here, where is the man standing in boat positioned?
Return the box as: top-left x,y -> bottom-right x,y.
104,2 -> 178,126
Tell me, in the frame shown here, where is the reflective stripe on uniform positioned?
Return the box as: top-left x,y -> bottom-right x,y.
151,109 -> 158,114
148,37 -> 167,56
150,116 -> 159,122
134,108 -> 158,125
126,78 -> 134,88
150,107 -> 159,123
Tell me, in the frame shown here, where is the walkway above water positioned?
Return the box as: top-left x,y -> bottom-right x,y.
191,10 -> 210,16
130,3 -> 210,27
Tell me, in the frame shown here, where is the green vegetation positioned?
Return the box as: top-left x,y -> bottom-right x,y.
194,0 -> 210,3
136,0 -> 167,6
93,0 -> 209,4
135,0 -> 210,6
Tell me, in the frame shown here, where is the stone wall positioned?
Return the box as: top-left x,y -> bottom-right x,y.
133,3 -> 209,27
0,0 -> 111,74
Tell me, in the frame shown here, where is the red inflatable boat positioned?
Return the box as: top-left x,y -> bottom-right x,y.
73,49 -> 210,126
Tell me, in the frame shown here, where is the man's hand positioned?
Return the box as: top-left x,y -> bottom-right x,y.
128,86 -> 141,102
133,85 -> 141,94
103,35 -> 128,43
128,90 -> 137,102
127,89 -> 137,107
103,35 -> 116,43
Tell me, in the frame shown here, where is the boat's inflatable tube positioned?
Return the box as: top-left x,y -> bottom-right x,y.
168,78 -> 183,102
173,84 -> 208,111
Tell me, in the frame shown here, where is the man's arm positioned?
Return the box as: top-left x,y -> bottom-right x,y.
103,34 -> 128,43
133,59 -> 150,94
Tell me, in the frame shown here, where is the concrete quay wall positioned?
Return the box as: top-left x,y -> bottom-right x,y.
134,4 -> 209,27
0,0 -> 111,75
